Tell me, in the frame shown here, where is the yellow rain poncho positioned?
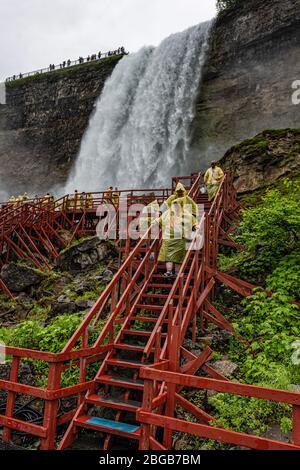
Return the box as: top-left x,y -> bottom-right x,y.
112,190 -> 120,206
139,200 -> 160,235
158,198 -> 197,264
204,166 -> 224,201
163,182 -> 198,219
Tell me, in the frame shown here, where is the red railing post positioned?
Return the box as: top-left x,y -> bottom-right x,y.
292,405 -> 300,446
163,324 -> 180,449
139,378 -> 154,450
40,362 -> 62,450
2,356 -> 20,442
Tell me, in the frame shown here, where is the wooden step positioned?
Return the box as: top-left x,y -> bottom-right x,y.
106,358 -> 145,369
114,343 -> 146,352
142,293 -> 169,299
86,394 -> 141,412
123,329 -> 152,337
151,274 -> 176,279
131,316 -> 168,324
96,374 -> 144,390
123,329 -> 167,338
148,283 -> 173,289
135,304 -> 163,311
75,416 -> 140,440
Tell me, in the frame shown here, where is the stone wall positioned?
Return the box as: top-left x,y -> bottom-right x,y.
190,0 -> 300,168
0,56 -> 123,195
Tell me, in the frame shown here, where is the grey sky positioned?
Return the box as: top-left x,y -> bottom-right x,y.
0,0 -> 216,81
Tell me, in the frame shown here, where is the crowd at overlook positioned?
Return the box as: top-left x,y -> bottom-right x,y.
6,47 -> 126,82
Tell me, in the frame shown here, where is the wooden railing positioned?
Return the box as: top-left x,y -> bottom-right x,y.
138,359 -> 300,450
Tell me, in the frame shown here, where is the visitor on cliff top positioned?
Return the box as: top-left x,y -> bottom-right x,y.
161,182 -> 198,219
104,187 -> 113,203
157,199 -> 197,277
204,161 -> 224,202
112,188 -> 120,207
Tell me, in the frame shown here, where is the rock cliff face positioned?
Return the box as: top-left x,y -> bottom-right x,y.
220,128 -> 300,193
0,0 -> 299,195
191,0 -> 300,166
0,56 -> 123,195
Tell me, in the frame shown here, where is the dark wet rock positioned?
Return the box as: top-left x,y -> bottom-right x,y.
263,424 -> 291,444
213,360 -> 239,377
0,364 -> 35,386
48,301 -> 77,318
75,300 -> 96,310
55,238 -> 118,273
1,263 -> 47,292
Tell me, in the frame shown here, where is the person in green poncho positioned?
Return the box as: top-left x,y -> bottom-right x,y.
204,161 -> 224,202
157,198 -> 197,277
161,182 -> 198,219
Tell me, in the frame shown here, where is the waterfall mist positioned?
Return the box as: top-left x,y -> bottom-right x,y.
65,21 -> 212,193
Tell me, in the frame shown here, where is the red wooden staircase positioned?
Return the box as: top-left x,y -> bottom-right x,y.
1,172 -> 299,451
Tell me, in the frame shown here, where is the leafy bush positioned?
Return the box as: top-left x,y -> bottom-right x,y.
218,179 -> 300,286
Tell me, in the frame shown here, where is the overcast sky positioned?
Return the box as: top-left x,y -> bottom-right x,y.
0,0 -> 216,81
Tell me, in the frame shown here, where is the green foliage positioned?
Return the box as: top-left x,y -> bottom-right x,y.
212,177 -> 300,440
209,392 -> 290,435
0,314 -> 84,352
266,251 -> 300,300
218,179 -> 300,285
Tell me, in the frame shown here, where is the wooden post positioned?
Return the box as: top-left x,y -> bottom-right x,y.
163,325 -> 180,449
40,362 -> 62,450
2,356 -> 20,442
292,405 -> 300,446
139,379 -> 154,450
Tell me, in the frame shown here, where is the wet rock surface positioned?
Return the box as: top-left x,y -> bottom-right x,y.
1,263 -> 47,292
55,238 -> 118,272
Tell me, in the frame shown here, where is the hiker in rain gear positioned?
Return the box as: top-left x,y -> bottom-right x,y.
112,188 -> 120,207
87,193 -> 93,209
139,200 -> 160,235
80,192 -> 86,209
104,187 -> 113,204
139,200 -> 160,261
204,161 -> 224,202
161,182 -> 198,219
157,198 -> 197,277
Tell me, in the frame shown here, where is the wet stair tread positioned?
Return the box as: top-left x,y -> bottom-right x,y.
131,316 -> 168,323
106,358 -> 146,368
114,343 -> 146,351
123,329 -> 167,338
96,374 -> 144,390
135,304 -> 163,311
86,394 -> 141,412
75,416 -> 140,438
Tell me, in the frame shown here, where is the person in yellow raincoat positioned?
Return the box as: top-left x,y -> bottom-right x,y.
139,200 -> 160,234
157,198 -> 197,277
87,193 -> 93,209
204,161 -> 224,201
162,182 -> 198,219
112,188 -> 120,207
139,200 -> 160,261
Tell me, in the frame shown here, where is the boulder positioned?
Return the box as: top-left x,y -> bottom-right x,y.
75,300 -> 96,311
56,237 -> 118,272
1,263 -> 47,292
213,360 -> 239,377
48,301 -> 77,318
0,363 -> 35,386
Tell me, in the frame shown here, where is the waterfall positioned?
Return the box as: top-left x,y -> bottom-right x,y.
65,21 -> 212,193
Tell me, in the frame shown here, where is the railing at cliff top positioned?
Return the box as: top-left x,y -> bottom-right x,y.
5,50 -> 128,82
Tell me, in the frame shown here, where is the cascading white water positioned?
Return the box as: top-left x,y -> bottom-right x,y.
65,21 -> 212,193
